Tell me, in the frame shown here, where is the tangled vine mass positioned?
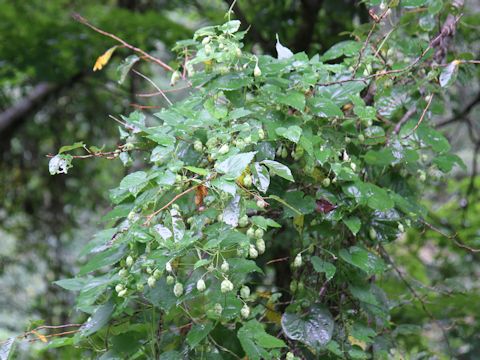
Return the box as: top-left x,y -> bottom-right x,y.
39,2 -> 475,359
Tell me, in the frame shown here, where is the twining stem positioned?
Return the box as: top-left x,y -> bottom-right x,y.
144,184 -> 200,225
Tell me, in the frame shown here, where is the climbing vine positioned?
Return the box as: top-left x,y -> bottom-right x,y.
16,1 -> 477,359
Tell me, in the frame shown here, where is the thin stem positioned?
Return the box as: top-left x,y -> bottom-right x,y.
402,94 -> 434,139
144,184 -> 201,225
72,13 -> 174,72
132,69 -> 172,106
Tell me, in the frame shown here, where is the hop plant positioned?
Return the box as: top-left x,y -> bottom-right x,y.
196,278 -> 206,292
173,282 -> 184,297
293,254 -> 302,268
241,304 -> 250,319
220,278 -> 234,293
50,12 -> 469,360
240,286 -> 251,299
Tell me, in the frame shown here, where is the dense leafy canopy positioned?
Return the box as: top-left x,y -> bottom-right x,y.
2,0 -> 480,359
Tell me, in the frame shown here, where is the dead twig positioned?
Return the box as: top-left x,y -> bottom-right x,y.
421,219 -> 480,253
266,257 -> 289,265
72,13 -> 174,73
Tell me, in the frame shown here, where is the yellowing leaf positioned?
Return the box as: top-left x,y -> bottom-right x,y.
293,215 -> 304,233
265,306 -> 282,324
265,298 -> 282,324
93,46 -> 118,71
348,335 -> 367,350
31,330 -> 48,343
256,290 -> 272,299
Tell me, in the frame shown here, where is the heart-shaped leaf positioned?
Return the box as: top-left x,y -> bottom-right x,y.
281,305 -> 334,349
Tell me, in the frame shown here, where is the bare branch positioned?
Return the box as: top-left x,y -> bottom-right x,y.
393,106 -> 417,134
436,92 -> 480,128
72,13 -> 174,73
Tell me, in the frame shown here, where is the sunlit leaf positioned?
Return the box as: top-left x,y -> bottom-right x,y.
93,46 -> 118,72
275,34 -> 293,59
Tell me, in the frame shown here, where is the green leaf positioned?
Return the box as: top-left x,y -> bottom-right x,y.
209,73 -> 252,91
326,340 -> 342,356
250,216 -> 281,230
433,154 -> 466,172
54,277 -> 88,291
268,195 -> 302,215
109,331 -> 144,356
220,20 -> 241,34
215,152 -> 256,179
80,228 -> 117,257
261,160 -> 294,181
281,305 -> 334,349
193,259 -> 211,269
117,55 -> 140,84
318,81 -> 366,107
364,149 -> 395,166
238,320 -> 286,360
229,258 -> 263,282
321,40 -> 362,61
349,284 -> 379,305
350,323 -> 376,344
145,278 -> 177,311
150,145 -> 174,164
120,171 -> 148,190
309,97 -> 343,117
44,337 -> 74,349
366,184 -> 394,211
343,216 -> 361,235
275,126 -> 302,143
310,256 -> 336,281
277,92 -> 305,111
58,141 -> 84,154
349,348 -> 369,359
80,300 -> 115,336
364,126 -> 386,145
252,163 -> 270,193
339,246 -> 385,276
401,0 -> 428,6
159,351 -> 182,360
79,244 -> 127,275
187,322 -> 214,348
146,130 -> 176,147
184,166 -> 209,176
416,126 -> 450,153
227,108 -> 252,120
283,191 -> 316,215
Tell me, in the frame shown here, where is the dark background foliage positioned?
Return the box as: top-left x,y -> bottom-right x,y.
0,0 -> 479,358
